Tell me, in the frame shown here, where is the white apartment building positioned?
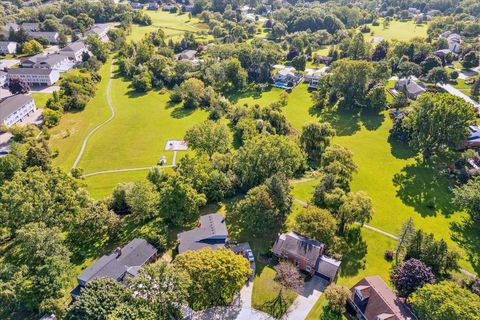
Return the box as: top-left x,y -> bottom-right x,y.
0,94 -> 37,126
59,41 -> 89,62
7,68 -> 60,86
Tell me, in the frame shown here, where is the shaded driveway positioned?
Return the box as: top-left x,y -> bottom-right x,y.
285,276 -> 327,320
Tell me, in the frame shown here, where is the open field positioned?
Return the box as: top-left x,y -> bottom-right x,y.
364,19 -> 428,42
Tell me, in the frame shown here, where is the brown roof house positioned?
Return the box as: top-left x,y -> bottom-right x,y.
271,232 -> 341,282
346,276 -> 416,320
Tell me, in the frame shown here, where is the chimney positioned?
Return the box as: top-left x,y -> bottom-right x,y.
115,247 -> 122,258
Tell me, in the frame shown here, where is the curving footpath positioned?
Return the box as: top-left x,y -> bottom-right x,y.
71,60 -> 116,170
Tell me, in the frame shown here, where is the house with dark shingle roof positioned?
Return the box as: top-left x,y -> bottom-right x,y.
71,238 -> 157,297
271,232 -> 341,282
346,276 -> 416,320
177,213 -> 228,254
394,77 -> 426,100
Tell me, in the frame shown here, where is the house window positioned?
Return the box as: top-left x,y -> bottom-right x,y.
306,265 -> 311,273
295,260 -> 299,267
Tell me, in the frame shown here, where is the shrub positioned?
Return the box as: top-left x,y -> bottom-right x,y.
385,250 -> 394,261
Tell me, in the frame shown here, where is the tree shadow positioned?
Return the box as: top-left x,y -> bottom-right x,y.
170,106 -> 196,119
387,135 -> 416,160
126,88 -> 149,99
450,217 -> 480,275
360,110 -> 384,131
227,86 -> 273,104
392,161 -> 456,217
320,107 -> 361,136
339,227 -> 368,277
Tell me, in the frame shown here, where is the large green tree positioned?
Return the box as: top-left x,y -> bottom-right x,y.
184,120 -> 232,158
295,206 -> 337,246
402,93 -> 476,159
330,59 -> 371,108
410,281 -> 480,320
173,248 -> 251,310
300,121 -> 336,163
337,191 -> 373,233
453,176 -> 480,221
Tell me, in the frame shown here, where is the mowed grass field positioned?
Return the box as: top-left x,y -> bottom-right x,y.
364,19 -> 428,42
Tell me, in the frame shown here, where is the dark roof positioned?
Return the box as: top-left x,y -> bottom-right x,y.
272,232 -> 325,266
315,255 -> 341,280
350,276 -> 416,320
177,213 -> 228,253
0,94 -> 33,123
77,238 -> 157,284
7,68 -> 55,75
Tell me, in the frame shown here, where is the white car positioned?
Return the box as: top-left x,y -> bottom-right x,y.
245,249 -> 254,262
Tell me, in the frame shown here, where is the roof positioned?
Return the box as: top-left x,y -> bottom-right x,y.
272,232 -> 324,266
396,78 -> 426,95
34,54 -> 69,67
28,31 -> 58,38
178,50 -> 197,60
61,41 -> 86,53
0,94 -> 34,123
350,276 -> 416,320
0,41 -> 16,47
315,255 -> 341,280
177,214 -> 228,253
77,238 -> 157,284
7,67 -> 56,75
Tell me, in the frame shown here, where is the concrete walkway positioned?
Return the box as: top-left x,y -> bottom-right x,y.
438,83 -> 479,108
285,276 -> 327,320
72,60 -> 116,170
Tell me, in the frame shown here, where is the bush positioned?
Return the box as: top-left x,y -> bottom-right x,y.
385,250 -> 394,261
450,70 -> 459,80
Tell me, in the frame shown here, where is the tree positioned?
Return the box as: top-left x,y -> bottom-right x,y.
22,39 -> 43,55
324,283 -> 351,313
347,32 -> 367,60
229,185 -> 280,236
405,229 -> 459,276
300,121 -> 336,163
179,78 -> 206,109
291,54 -> 306,71
461,51 -> 479,70
330,59 -> 371,108
110,182 -> 134,214
337,191 -> 373,233
173,248 -> 250,310
471,79 -> 480,100
269,261 -> 303,317
391,258 -> 435,297
0,154 -> 22,184
295,206 -> 337,246
184,120 -> 232,158
366,84 -> 387,111
132,71 -> 152,92
127,261 -> 190,319
395,218 -> 415,263
421,55 -> 442,74
66,278 -> 131,320
321,144 -> 357,189
158,175 -> 206,226
271,22 -> 286,40
398,61 -> 422,78
427,67 -> 449,83
410,281 -> 480,320
86,34 -> 109,62
222,57 -> 247,91
402,93 -> 476,159
264,173 -> 293,216
453,177 -> 480,221
234,134 -> 305,189
8,77 -> 30,94
24,145 -> 51,171
77,13 -> 94,33
125,181 -> 159,221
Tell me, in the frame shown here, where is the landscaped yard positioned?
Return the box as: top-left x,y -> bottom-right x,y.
364,19 -> 428,42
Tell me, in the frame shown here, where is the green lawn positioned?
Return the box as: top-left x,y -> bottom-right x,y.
364,19 -> 428,42
31,92 -> 51,109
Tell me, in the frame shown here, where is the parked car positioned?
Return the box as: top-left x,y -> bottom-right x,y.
245,249 -> 254,262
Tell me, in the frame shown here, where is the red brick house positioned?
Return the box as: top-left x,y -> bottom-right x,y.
271,232 -> 341,282
347,276 -> 416,320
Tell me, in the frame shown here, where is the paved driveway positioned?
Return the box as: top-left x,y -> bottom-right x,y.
285,276 -> 327,320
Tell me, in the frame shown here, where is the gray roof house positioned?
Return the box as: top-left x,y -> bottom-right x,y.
0,94 -> 37,127
178,49 -> 198,61
21,22 -> 39,32
71,238 -> 157,297
59,40 -> 89,62
394,77 -> 426,100
0,41 -> 17,54
28,31 -> 59,44
177,213 -> 228,253
272,232 -> 341,282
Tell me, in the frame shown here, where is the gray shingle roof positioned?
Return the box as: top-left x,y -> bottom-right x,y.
77,238 -> 157,285
61,41 -> 86,53
0,94 -> 33,123
272,232 -> 325,266
8,67 -> 55,75
177,214 -> 228,253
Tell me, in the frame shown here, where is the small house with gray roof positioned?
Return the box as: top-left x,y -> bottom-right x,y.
0,94 -> 37,127
394,77 -> 426,100
177,213 -> 228,254
71,238 -> 157,297
272,231 -> 341,282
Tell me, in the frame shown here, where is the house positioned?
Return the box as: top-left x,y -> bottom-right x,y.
1,23 -> 19,37
21,22 -> 39,32
184,5 -> 194,12
7,68 -> 60,86
59,41 -> 89,62
130,2 -> 144,10
273,67 -> 302,88
304,68 -> 324,89
147,2 -> 159,10
88,24 -> 110,42
163,4 -> 176,11
346,276 -> 416,320
177,213 -> 228,254
0,41 -> 17,54
271,232 -> 341,282
34,54 -> 71,70
314,55 -> 333,65
178,49 -> 197,61
439,31 -> 462,54
0,94 -> 37,127
71,238 -> 157,297
0,71 -> 7,87
465,125 -> 480,148
28,31 -> 59,44
394,77 -> 426,100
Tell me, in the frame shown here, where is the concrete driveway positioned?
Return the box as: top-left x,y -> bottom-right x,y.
285,276 -> 327,320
